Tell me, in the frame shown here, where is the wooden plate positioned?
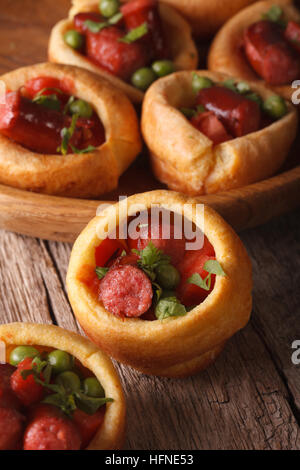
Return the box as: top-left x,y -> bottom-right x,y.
0,0 -> 299,243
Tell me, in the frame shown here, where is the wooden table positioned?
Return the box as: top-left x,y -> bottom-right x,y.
0,0 -> 300,450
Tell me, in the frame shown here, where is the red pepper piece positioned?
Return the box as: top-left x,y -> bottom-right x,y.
95,238 -> 127,267
285,20 -> 300,54
244,20 -> 300,85
191,111 -> 232,144
121,0 -> 168,59
196,86 -> 261,138
73,407 -> 105,449
176,235 -> 216,307
86,26 -> 147,80
10,357 -> 44,407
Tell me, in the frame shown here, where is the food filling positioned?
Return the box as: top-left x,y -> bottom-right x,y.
0,346 -> 112,450
180,73 -> 288,145
0,76 -> 105,154
64,0 -> 175,91
78,213 -> 227,321
243,5 -> 300,85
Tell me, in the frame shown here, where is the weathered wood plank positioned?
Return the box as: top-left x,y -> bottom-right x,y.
241,208 -> 300,414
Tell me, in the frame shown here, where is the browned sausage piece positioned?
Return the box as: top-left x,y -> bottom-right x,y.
244,20 -> 300,85
196,86 -> 261,137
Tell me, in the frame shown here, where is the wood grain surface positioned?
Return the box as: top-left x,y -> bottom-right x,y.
0,0 -> 299,450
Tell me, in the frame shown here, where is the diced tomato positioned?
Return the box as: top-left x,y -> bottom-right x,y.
177,236 -> 216,307
95,238 -> 127,267
191,111 -> 232,145
121,0 -> 168,59
77,264 -> 101,296
86,26 -> 148,80
10,357 -> 44,407
74,12 -> 103,34
73,407 -> 105,449
285,21 -> 300,54
24,76 -> 72,99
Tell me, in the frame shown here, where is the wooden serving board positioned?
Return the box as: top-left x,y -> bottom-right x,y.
0,0 -> 299,243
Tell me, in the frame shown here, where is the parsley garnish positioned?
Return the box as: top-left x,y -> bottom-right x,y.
33,93 -> 61,111
262,5 -> 286,26
84,12 -> 123,33
132,241 -> 170,282
119,22 -> 148,44
187,260 -> 226,291
57,113 -> 79,155
95,267 -> 109,280
155,297 -> 186,320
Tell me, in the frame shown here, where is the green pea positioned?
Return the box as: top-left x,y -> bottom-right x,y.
263,95 -> 287,120
131,67 -> 157,91
156,264 -> 180,290
192,74 -> 214,94
83,377 -> 105,397
152,60 -> 175,78
55,371 -> 81,392
99,0 -> 120,18
48,350 -> 73,374
64,30 -> 84,50
9,346 -> 40,366
69,99 -> 93,118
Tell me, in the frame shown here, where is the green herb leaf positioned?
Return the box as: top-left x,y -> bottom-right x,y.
119,22 -> 148,44
70,144 -> 97,154
203,260 -> 227,276
33,94 -> 61,111
180,107 -> 197,118
223,79 -> 237,92
43,392 -> 77,417
132,241 -> 170,282
84,12 -> 123,33
57,113 -> 79,155
187,273 -> 210,291
84,20 -> 108,33
188,260 -> 226,291
20,356 -> 52,383
95,267 -> 109,280
108,12 -> 123,25
74,391 -> 113,415
155,297 -> 186,320
63,95 -> 75,115
34,87 -> 64,97
262,5 -> 286,26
